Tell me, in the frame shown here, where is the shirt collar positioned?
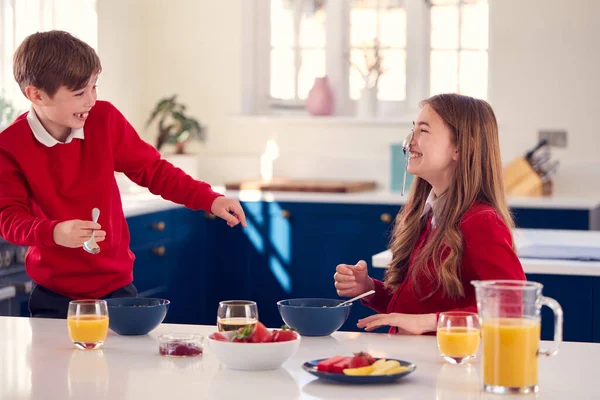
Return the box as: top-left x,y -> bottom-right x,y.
27,106 -> 84,147
421,189 -> 445,227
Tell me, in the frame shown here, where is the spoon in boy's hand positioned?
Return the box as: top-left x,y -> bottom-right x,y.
83,208 -> 100,254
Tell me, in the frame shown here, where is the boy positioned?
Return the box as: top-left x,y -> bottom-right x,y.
0,30 -> 246,318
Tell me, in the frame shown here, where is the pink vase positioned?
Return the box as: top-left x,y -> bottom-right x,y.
306,77 -> 334,116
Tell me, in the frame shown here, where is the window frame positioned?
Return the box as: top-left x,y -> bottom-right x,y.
242,0 -> 431,118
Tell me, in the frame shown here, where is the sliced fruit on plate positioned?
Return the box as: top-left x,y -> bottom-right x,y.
370,359 -> 401,375
343,365 -> 375,376
317,356 -> 346,372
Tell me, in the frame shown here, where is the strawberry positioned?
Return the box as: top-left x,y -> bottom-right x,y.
209,332 -> 228,342
271,325 -> 298,342
249,322 -> 273,343
349,352 -> 376,369
232,324 -> 254,342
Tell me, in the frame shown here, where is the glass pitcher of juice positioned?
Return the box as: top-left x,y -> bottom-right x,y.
471,280 -> 563,395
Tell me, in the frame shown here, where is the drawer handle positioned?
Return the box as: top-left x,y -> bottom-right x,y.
151,221 -> 166,231
281,210 -> 291,219
205,212 -> 217,220
380,213 -> 393,224
152,246 -> 166,256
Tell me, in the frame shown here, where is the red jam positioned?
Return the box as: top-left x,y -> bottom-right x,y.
159,341 -> 203,357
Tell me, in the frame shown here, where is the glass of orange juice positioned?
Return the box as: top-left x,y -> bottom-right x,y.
67,300 -> 109,350
437,311 -> 481,365
472,280 -> 563,395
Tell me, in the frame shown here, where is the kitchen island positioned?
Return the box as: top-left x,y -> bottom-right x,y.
0,316 -> 598,400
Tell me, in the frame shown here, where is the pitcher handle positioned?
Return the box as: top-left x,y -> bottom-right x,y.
538,295 -> 563,357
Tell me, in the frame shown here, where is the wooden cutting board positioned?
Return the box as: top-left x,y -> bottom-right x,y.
225,178 -> 378,193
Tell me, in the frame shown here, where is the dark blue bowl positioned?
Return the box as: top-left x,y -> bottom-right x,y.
105,297 -> 170,336
277,298 -> 352,337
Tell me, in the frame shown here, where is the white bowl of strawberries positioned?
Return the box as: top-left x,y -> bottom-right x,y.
207,322 -> 301,371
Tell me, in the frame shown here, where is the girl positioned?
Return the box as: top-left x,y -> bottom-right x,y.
334,93 -> 526,334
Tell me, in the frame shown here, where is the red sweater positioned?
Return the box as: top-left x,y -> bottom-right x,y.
0,101 -> 221,299
363,203 -> 526,333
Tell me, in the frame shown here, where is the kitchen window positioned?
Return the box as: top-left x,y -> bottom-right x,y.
242,0 -> 489,118
0,0 -> 98,115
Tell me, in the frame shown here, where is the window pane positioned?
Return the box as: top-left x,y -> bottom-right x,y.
377,49 -> 406,101
459,50 -> 487,99
461,2 -> 488,50
350,0 -> 377,47
349,49 -> 368,100
271,0 -> 295,47
430,50 -> 458,95
430,5 -> 459,50
270,49 -> 295,100
298,49 -> 326,99
380,6 -> 407,48
299,0 -> 326,47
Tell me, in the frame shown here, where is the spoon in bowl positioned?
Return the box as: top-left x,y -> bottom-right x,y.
336,290 -> 376,307
83,208 -> 100,254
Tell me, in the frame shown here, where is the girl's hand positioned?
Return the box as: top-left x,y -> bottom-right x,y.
357,313 -> 437,335
333,260 -> 374,298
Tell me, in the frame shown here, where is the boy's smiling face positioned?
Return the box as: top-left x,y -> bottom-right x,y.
26,74 -> 98,140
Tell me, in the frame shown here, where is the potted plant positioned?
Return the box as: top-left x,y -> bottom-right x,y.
146,95 -> 206,154
0,93 -> 18,132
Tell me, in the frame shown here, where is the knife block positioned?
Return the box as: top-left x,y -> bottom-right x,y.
503,157 -> 547,196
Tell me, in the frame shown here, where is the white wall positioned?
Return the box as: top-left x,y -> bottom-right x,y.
97,0 -> 600,190
489,0 -> 600,164
96,0 -> 148,132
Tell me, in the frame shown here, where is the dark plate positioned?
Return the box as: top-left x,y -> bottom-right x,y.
302,358 -> 416,384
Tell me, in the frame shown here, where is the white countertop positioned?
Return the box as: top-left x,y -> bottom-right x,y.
1,316 -> 598,400
372,228 -> 600,276
118,184 -> 600,219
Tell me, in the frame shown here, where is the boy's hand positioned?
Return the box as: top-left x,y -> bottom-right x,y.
211,197 -> 247,228
53,220 -> 106,248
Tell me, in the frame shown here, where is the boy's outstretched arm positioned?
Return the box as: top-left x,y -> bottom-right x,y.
108,103 -> 246,227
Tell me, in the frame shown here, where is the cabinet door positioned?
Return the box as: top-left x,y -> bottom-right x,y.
512,208 -> 589,230
526,274 -> 594,342
289,203 -> 400,332
165,208 -> 218,325
594,280 -> 600,343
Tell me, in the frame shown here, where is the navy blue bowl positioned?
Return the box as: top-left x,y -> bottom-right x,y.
277,298 -> 352,337
105,297 -> 170,336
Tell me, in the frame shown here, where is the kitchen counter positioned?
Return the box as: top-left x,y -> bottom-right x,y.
120,186 -> 600,215
372,228 -> 600,276
1,316 -> 598,400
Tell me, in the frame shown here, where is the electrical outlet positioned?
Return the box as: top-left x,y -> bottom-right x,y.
538,130 -> 568,148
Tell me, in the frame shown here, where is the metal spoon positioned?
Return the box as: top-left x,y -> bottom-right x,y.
336,290 -> 376,307
401,132 -> 413,195
83,208 -> 100,254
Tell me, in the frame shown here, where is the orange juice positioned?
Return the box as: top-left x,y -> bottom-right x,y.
437,327 -> 481,357
67,315 -> 109,343
482,318 -> 540,388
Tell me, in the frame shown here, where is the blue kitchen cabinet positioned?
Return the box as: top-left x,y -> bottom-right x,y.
128,210 -> 173,297
288,202 -> 399,332
232,202 -> 400,330
164,208 -> 219,325
594,282 -> 600,343
512,208 -> 591,230
526,274 -> 595,343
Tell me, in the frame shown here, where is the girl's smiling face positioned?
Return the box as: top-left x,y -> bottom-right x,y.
407,104 -> 459,194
